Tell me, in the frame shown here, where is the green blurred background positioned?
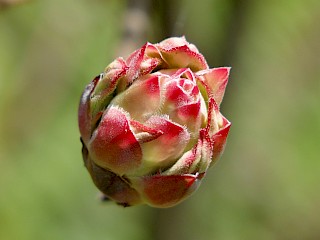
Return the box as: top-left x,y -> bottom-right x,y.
1,0 -> 319,239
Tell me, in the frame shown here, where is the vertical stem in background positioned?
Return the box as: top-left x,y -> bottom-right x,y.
217,0 -> 250,112
116,0 -> 151,57
219,0 -> 250,65
150,0 -> 183,40
117,0 -> 184,57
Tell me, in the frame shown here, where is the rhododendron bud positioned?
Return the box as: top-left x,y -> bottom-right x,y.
78,37 -> 231,208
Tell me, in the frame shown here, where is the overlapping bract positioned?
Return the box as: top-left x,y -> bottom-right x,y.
79,37 -> 231,208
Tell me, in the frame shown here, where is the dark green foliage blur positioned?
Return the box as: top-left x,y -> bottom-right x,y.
0,0 -> 319,239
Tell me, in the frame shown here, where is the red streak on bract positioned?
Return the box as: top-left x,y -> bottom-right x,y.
90,107 -> 142,175
126,43 -> 147,81
140,58 -> 161,76
211,117 -> 231,160
165,78 -> 198,107
177,102 -> 201,119
140,175 -> 197,207
165,82 -> 190,104
160,45 -> 208,71
101,58 -> 128,96
206,98 -> 219,131
147,116 -> 186,142
211,67 -> 230,81
198,67 -> 230,105
143,75 -> 160,96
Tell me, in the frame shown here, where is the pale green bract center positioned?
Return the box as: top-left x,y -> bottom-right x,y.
109,72 -> 208,175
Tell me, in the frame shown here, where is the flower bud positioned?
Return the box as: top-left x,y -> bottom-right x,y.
79,37 -> 231,208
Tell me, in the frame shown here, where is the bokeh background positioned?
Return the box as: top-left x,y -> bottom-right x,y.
1,0 -> 319,239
